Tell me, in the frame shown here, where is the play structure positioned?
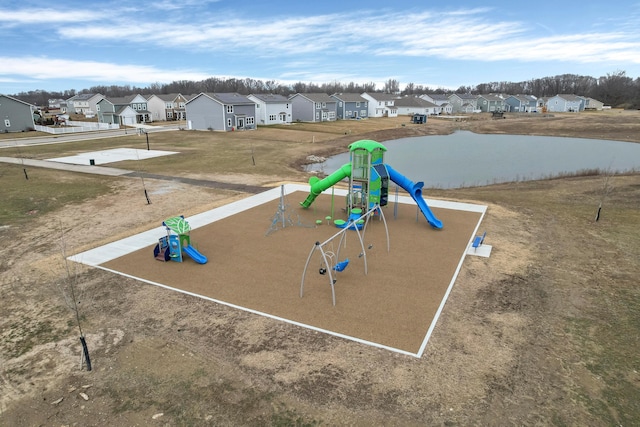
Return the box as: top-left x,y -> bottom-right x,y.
154,215 -> 208,264
299,139 -> 443,306
300,139 -> 443,229
300,204 -> 390,306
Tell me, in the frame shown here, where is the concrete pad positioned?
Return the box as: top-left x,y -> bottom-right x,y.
46,148 -> 178,165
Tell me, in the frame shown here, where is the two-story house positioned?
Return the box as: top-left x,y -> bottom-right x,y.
186,92 -> 257,131
546,94 -> 584,112
448,93 -> 478,113
247,93 -> 292,125
96,98 -> 136,126
476,94 -> 506,113
360,93 -> 399,118
66,93 -> 104,116
146,94 -> 189,121
0,94 -> 36,132
505,95 -> 538,112
330,93 -> 369,120
289,93 -> 337,122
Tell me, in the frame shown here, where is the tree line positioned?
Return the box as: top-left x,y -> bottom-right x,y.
11,70 -> 640,109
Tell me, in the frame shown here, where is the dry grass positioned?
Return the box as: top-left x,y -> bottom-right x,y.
1,111 -> 639,426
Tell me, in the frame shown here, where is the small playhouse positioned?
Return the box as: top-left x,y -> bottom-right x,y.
154,215 -> 208,264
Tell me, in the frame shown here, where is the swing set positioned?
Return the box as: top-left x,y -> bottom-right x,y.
300,204 -> 390,306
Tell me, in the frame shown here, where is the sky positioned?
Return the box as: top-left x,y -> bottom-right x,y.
1,0 -> 639,94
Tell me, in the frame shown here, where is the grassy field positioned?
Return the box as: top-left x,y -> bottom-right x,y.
0,112 -> 639,426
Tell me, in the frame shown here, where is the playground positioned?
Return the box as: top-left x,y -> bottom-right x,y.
71,140 -> 488,357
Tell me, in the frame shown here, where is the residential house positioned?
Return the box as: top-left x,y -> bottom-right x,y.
476,94 -> 506,113
146,93 -> 189,121
330,93 -> 369,120
289,93 -> 337,122
106,94 -> 153,123
247,93 -> 292,125
537,97 -> 549,112
360,93 -> 398,118
546,94 -> 584,112
421,93 -> 449,106
47,98 -> 67,111
185,92 -> 257,131
0,94 -> 36,132
447,93 -> 478,113
505,95 -> 538,112
96,98 -> 136,126
66,93 -> 104,116
584,97 -> 605,110
394,96 -> 439,116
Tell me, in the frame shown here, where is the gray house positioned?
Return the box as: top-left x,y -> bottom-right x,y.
330,93 -> 368,120
448,93 -> 479,113
505,95 -> 538,112
289,93 -> 337,122
476,94 -> 506,113
186,93 -> 257,131
0,94 -> 36,133
546,94 -> 584,112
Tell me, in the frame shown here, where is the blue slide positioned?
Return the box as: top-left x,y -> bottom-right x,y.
183,245 -> 208,264
386,164 -> 443,229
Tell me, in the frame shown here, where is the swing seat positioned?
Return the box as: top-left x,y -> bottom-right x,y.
333,258 -> 350,272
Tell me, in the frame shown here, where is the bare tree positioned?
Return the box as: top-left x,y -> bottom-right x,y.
56,223 -> 92,371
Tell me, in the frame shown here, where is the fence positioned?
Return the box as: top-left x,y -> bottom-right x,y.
34,121 -> 120,134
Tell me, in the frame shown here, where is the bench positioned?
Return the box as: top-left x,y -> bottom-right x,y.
472,231 -> 486,251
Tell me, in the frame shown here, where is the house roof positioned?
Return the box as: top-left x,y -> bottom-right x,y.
478,94 -> 504,102
331,93 -> 367,103
209,92 -> 255,105
249,93 -> 289,103
426,94 -> 449,101
362,92 -> 398,101
291,93 -> 335,103
0,94 -> 35,107
556,94 -> 584,101
394,96 -> 436,108
147,93 -> 183,102
107,95 -> 142,105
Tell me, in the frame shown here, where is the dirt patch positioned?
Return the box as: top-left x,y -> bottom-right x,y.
1,112 -> 639,425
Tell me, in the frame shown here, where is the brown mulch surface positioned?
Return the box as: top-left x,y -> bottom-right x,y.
102,191 -> 482,354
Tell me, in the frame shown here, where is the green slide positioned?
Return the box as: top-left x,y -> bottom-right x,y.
300,163 -> 352,208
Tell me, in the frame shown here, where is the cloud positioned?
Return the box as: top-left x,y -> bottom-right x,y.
52,7 -> 640,65
0,56 -> 210,84
0,8 -> 102,24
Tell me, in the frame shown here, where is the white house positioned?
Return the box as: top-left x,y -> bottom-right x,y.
247,93 -> 292,125
361,92 -> 398,118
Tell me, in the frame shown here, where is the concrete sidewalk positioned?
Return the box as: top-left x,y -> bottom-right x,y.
0,157 -> 133,176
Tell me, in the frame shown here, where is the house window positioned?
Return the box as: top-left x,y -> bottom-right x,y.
227,119 -> 232,128
226,105 -> 234,113
322,102 -> 326,108
247,117 -> 254,125
315,103 -> 321,109
165,103 -> 172,109
179,102 -> 185,108
167,111 -> 173,119
346,110 -> 352,117
96,105 -> 100,111
256,104 -> 260,108
356,102 -> 360,107
315,112 -> 320,120
269,114 -> 277,121
4,119 -> 10,127
360,110 -> 367,117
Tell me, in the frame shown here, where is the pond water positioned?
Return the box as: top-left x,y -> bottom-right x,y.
306,131 -> 640,189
